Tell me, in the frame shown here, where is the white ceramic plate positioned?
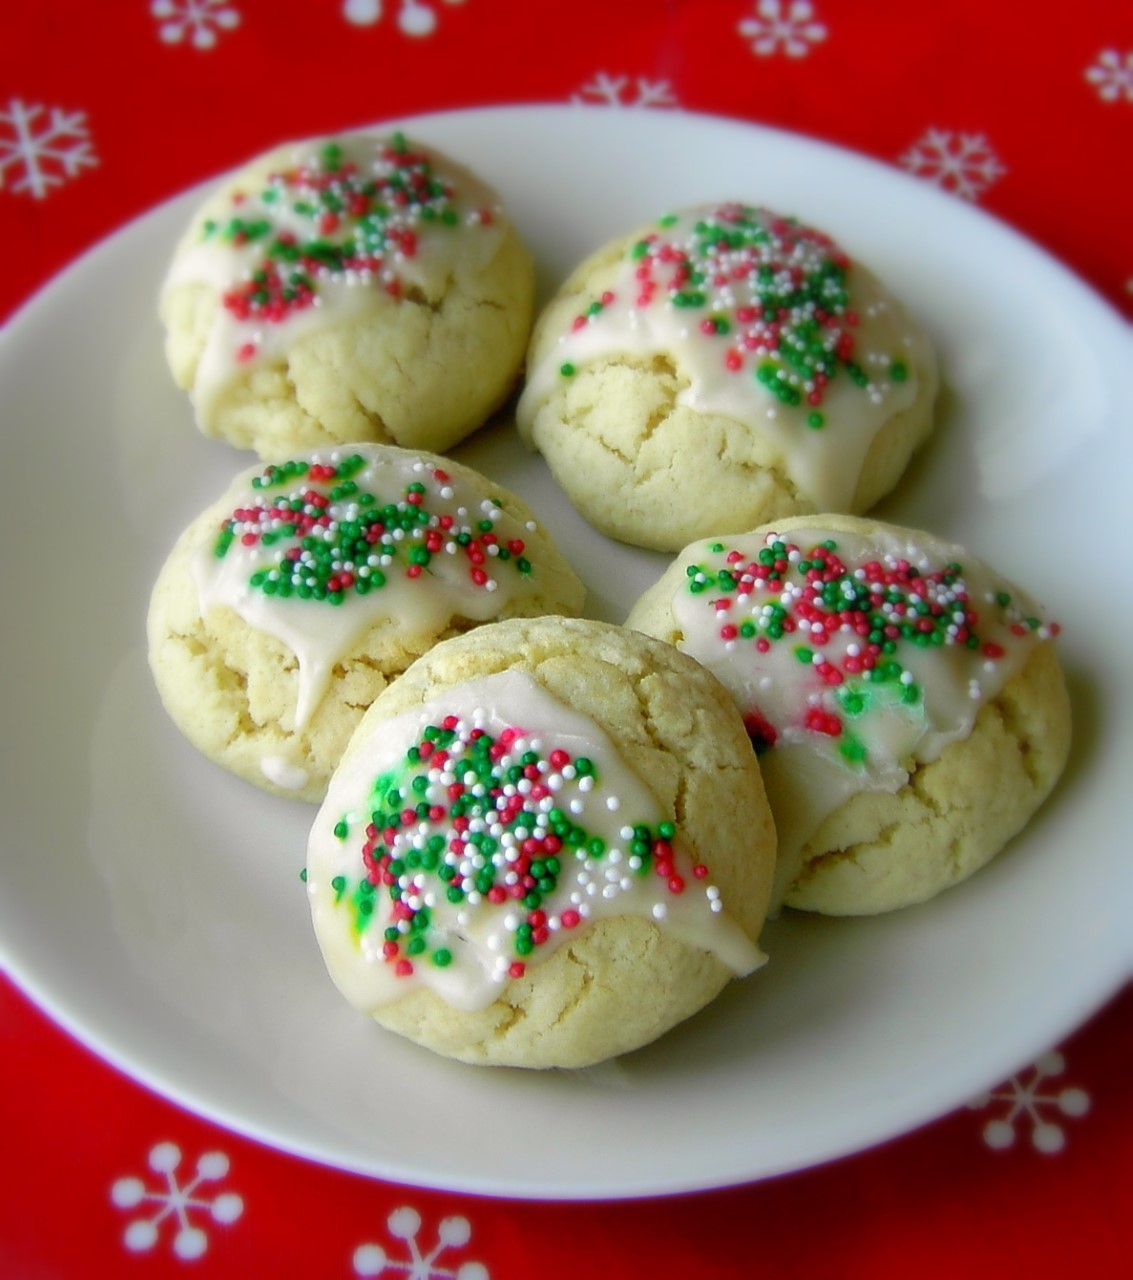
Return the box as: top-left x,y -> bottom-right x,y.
1,106 -> 1130,1200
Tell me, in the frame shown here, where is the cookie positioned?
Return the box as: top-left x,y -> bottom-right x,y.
160,131 -> 533,459
147,445 -> 584,802
516,202 -> 938,551
626,514 -> 1070,914
305,616 -> 776,1068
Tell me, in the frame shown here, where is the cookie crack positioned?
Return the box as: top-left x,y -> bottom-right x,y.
548,946 -> 595,1032
494,993 -> 528,1037
348,387 -> 393,442
989,693 -> 1044,791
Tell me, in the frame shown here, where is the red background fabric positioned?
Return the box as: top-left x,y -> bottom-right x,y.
2,3 -> 1130,1275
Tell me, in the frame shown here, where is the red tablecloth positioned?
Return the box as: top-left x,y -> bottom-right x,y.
2,3 -> 1130,1276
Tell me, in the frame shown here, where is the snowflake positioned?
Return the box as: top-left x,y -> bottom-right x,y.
110,1142 -> 244,1260
342,0 -> 468,38
1085,49 -> 1133,103
968,1050 -> 1091,1153
0,98 -> 97,200
898,128 -> 1006,201
151,0 -> 241,50
572,72 -> 678,109
738,0 -> 827,58
353,1206 -> 489,1280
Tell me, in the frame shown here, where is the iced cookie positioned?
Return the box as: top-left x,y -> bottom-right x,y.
626,514 -> 1070,914
306,616 -> 776,1068
517,202 -> 938,551
160,131 -> 534,458
147,445 -> 584,802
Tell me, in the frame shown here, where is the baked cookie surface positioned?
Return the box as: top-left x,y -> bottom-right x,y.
306,616 -> 777,1068
626,514 -> 1070,914
517,203 -> 938,551
161,131 -> 534,458
147,444 -> 584,802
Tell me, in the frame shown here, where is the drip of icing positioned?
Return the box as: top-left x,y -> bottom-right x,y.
669,526 -> 1059,900
191,447 -> 556,732
261,755 -> 310,791
517,203 -> 932,511
164,132 -> 506,424
306,669 -> 765,1014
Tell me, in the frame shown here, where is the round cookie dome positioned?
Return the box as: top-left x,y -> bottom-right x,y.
160,131 -> 534,459
517,203 -> 938,552
626,514 -> 1070,914
305,616 -> 777,1068
147,444 -> 584,802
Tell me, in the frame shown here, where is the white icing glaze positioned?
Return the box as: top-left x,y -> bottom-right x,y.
668,525 -> 1058,898
517,203 -> 932,511
260,755 -> 309,791
164,133 -> 507,423
191,446 -> 558,732
307,669 -> 764,1014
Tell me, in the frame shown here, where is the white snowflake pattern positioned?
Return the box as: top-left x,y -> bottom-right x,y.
353,1206 -> 489,1280
968,1050 -> 1091,1153
0,98 -> 97,200
572,72 -> 679,109
151,0 -> 241,50
738,0 -> 826,58
342,0 -> 467,38
898,128 -> 1006,201
1085,48 -> 1133,103
111,1142 -> 244,1260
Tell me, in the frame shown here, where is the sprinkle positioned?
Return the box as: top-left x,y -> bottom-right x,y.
213,455 -> 537,603
204,134 -> 490,364
558,202 -> 908,420
327,717 -> 702,980
683,532 -> 1058,764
